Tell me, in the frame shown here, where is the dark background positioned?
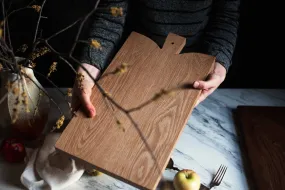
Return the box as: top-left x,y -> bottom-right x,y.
221,0 -> 284,89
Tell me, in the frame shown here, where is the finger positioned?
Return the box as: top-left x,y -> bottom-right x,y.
78,90 -> 96,118
195,87 -> 216,107
193,74 -> 221,90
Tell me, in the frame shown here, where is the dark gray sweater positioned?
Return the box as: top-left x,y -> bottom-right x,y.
79,0 -> 240,72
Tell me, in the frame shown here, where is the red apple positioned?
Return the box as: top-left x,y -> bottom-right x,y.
1,138 -> 26,163
173,169 -> 201,190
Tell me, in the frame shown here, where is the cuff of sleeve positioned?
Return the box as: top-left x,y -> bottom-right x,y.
77,40 -> 115,72
214,52 -> 231,73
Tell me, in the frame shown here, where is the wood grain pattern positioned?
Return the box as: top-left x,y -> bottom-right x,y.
236,106 -> 285,190
55,32 -> 215,190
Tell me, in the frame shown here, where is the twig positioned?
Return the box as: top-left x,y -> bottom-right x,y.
70,56 -> 164,177
26,66 -> 67,98
25,66 -> 71,111
2,0 -> 6,41
0,56 -> 15,71
69,0 -> 101,56
33,0 -> 47,43
46,18 -> 82,41
125,112 -> 164,177
5,14 -> 12,51
42,40 -> 77,73
1,0 -> 169,180
22,75 -> 36,109
0,92 -> 8,105
2,0 -> 13,51
22,72 -> 63,115
6,0 -> 36,19
127,87 -> 180,113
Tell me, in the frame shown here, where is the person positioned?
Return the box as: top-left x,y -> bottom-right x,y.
72,0 -> 240,117
1,0 -> 240,118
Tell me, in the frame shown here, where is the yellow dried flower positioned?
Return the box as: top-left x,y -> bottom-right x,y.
21,91 -> 30,112
0,28 -> 2,38
30,62 -> 36,68
90,39 -> 102,50
12,108 -> 19,124
17,44 -> 28,53
56,115 -> 65,129
12,87 -> 19,95
76,73 -> 84,90
116,119 -> 121,125
6,81 -> 13,90
67,88 -> 72,97
152,89 -> 175,101
21,92 -> 27,97
103,90 -> 112,97
86,169 -> 102,176
47,62 -> 57,77
39,90 -> 44,96
114,63 -> 128,75
0,63 -> 3,71
31,46 -> 50,61
12,97 -> 20,124
116,119 -> 125,132
110,7 -> 123,17
31,5 -> 41,12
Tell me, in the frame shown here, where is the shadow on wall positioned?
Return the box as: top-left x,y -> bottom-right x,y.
221,0 -> 284,89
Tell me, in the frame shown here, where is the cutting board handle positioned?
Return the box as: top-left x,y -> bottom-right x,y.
162,33 -> 186,55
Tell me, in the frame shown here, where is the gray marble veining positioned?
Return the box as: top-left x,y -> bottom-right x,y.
1,89 -> 285,190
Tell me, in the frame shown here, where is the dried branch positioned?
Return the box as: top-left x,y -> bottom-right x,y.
22,75 -> 36,109
2,0 -> 6,42
46,18 -> 82,41
22,72 -> 63,115
6,0 -> 36,19
41,40 -> 76,73
0,92 -> 8,105
25,66 -> 68,100
33,0 -> 47,43
69,57 -> 165,176
0,56 -> 14,66
0,0 -> 180,181
69,0 -> 101,56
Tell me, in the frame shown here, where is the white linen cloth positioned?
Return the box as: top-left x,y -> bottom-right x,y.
20,133 -> 85,190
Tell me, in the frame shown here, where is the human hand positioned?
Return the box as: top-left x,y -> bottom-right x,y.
193,62 -> 226,107
72,63 -> 100,118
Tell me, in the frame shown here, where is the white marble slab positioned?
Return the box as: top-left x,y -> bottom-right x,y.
1,89 -> 285,190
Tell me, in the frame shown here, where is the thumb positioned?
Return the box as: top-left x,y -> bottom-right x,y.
78,90 -> 96,118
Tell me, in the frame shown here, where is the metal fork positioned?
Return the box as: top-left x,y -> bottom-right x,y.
209,165 -> 228,189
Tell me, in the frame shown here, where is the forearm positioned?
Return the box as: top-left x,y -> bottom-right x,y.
202,0 -> 240,71
78,0 -> 129,72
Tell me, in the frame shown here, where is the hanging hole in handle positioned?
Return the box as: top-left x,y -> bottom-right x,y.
171,42 -> 174,45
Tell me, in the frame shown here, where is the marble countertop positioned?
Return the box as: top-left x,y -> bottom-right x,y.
1,88 -> 285,190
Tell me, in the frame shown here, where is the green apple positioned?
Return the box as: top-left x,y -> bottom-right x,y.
173,169 -> 201,190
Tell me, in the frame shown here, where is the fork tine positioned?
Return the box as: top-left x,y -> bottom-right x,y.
212,165 -> 223,183
217,166 -> 227,185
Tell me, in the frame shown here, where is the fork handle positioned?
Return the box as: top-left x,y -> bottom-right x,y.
209,184 -> 215,189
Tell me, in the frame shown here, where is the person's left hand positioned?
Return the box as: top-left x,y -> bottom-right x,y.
193,62 -> 226,107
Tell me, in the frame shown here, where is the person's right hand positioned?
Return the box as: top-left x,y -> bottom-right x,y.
72,63 -> 100,118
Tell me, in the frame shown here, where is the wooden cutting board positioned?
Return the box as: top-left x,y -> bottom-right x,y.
236,106 -> 285,190
55,32 -> 215,190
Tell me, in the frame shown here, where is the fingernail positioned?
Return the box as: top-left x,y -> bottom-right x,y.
193,81 -> 199,88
